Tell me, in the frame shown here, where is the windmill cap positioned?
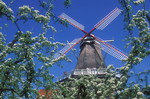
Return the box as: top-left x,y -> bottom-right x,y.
83,36 -> 94,40
80,36 -> 95,46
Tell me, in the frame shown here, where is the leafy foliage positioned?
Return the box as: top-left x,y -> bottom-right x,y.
54,67 -> 144,99
0,0 -> 70,98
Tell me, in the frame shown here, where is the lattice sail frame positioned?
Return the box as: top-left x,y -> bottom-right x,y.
94,8 -> 122,30
59,13 -> 85,31
53,38 -> 82,59
94,37 -> 127,60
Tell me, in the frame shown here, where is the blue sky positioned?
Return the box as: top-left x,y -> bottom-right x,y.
1,0 -> 150,83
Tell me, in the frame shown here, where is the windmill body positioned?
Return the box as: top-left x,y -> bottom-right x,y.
54,8 -> 128,81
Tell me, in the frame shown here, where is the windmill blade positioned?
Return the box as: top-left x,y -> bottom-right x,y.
53,38 -> 82,59
94,8 -> 122,30
93,36 -> 127,60
59,13 -> 85,31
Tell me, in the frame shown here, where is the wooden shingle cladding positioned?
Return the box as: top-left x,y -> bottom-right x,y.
76,36 -> 106,69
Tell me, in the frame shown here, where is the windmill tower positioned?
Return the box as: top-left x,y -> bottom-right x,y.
54,8 -> 128,80
76,36 -> 106,70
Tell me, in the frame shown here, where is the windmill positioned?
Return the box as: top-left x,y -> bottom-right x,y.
54,8 -> 128,78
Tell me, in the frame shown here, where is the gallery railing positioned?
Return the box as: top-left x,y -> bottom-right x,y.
56,68 -> 107,82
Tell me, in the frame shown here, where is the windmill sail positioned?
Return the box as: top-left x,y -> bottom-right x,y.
94,8 -> 122,30
56,8 -> 126,61
59,13 -> 85,31
53,38 -> 82,59
94,37 -> 127,60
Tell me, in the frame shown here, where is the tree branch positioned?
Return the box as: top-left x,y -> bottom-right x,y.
8,21 -> 22,48
2,13 -> 23,48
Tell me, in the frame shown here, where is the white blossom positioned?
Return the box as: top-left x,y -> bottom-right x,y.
137,91 -> 143,95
